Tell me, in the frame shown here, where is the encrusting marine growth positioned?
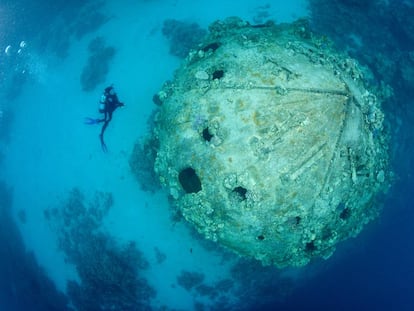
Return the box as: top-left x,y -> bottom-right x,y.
152,17 -> 391,267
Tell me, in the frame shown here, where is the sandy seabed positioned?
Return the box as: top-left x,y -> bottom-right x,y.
2,1 -> 309,310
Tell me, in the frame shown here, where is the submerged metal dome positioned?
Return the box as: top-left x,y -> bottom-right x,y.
153,18 -> 390,267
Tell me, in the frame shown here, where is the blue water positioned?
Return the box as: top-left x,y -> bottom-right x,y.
1,0 -> 413,310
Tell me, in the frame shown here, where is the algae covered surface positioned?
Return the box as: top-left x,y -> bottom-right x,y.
153,17 -> 391,267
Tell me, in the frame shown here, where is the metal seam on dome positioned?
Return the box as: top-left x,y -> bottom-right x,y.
289,142 -> 328,182
183,85 -> 349,96
319,96 -> 351,195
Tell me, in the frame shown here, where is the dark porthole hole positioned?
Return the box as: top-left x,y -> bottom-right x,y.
152,93 -> 163,106
212,69 -> 224,80
202,127 -> 213,142
305,241 -> 316,253
201,42 -> 220,52
233,186 -> 247,201
257,235 -> 265,241
339,207 -> 351,220
178,167 -> 202,194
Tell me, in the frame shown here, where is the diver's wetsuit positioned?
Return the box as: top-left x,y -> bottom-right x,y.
97,86 -> 124,152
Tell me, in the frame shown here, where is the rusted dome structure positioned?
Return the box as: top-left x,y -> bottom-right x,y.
153,18 -> 391,267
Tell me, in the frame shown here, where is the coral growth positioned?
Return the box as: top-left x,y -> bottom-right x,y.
66,237 -> 155,311
0,181 -> 69,310
162,19 -> 207,58
309,0 -> 414,95
229,258 -> 295,309
129,134 -> 161,193
80,37 -> 116,92
176,270 -> 205,291
45,188 -> 155,310
73,9 -> 110,40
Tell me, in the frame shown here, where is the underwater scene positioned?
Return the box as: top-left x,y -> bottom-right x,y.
0,0 -> 413,310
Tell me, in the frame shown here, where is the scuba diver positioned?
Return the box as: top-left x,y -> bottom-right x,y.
85,85 -> 124,152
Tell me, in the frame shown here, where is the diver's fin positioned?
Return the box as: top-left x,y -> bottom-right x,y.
100,134 -> 108,153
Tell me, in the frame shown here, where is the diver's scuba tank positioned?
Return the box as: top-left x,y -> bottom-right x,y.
99,94 -> 106,113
